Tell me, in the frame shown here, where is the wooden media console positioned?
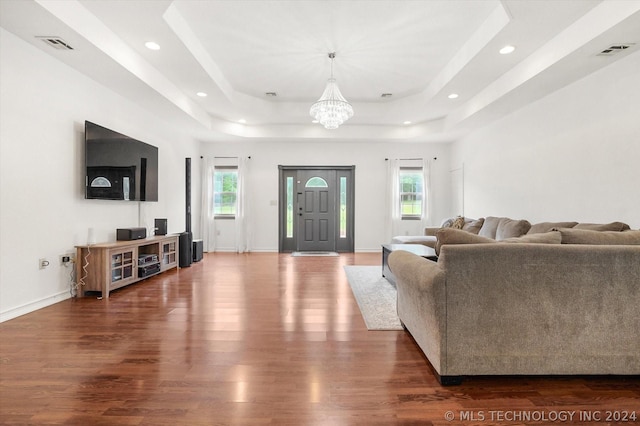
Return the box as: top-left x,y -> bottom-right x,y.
75,235 -> 179,298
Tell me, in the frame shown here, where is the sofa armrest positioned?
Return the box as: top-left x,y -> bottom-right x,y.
424,227 -> 440,237
388,250 -> 446,375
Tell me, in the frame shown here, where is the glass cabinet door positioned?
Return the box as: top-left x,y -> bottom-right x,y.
111,249 -> 135,284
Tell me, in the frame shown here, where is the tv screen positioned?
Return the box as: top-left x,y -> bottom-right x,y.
85,121 -> 158,201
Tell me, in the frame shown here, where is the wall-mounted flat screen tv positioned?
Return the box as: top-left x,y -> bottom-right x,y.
85,121 -> 158,201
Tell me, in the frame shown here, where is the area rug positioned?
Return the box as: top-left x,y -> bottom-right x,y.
291,251 -> 339,257
343,265 -> 403,330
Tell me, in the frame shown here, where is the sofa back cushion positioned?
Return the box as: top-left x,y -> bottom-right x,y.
557,228 -> 640,245
495,218 -> 532,240
478,216 -> 502,239
462,218 -> 485,235
574,222 -> 630,231
502,231 -> 562,244
435,228 -> 495,255
478,216 -> 531,240
528,221 -> 578,234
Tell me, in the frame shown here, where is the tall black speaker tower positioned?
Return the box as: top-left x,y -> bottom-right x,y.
179,157 -> 193,267
185,157 -> 191,234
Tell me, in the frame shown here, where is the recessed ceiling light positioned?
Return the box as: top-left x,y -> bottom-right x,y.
238,119 -> 246,124
499,45 -> 515,55
448,93 -> 459,99
145,41 -> 160,51
196,92 -> 207,97
403,121 -> 412,125
312,120 -> 319,124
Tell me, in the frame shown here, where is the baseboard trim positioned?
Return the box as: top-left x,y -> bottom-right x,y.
0,291 -> 71,323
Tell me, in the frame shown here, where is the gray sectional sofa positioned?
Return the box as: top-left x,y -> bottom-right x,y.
391,216 -> 631,248
388,217 -> 640,385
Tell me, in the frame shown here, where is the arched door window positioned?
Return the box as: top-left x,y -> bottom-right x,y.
305,177 -> 328,188
90,176 -> 111,188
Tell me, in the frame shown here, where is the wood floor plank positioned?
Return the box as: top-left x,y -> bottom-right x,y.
1,252 -> 639,424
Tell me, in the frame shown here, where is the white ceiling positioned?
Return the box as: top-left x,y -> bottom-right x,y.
1,0 -> 639,143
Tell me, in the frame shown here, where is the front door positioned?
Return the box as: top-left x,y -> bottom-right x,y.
278,166 -> 354,252
296,169 -> 336,252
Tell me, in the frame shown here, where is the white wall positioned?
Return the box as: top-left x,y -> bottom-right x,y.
199,139 -> 453,252
451,50 -> 640,229
0,29 -> 200,321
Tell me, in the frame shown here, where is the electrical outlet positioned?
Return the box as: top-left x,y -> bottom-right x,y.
60,253 -> 75,265
39,258 -> 50,269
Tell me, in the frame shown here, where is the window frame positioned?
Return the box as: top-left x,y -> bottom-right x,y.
399,166 -> 424,221
212,166 -> 238,219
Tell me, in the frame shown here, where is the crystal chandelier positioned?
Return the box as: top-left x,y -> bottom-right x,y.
310,52 -> 354,129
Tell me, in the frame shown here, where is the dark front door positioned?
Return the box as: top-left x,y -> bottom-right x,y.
278,166 -> 355,253
296,169 -> 336,252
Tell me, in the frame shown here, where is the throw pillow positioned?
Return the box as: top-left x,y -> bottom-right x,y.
574,222 -> 630,231
462,218 -> 485,234
557,228 -> 640,245
478,216 -> 502,239
435,227 -> 496,255
440,217 -> 455,228
527,221 -> 578,234
451,216 -> 466,229
502,231 -> 562,244
495,218 -> 532,240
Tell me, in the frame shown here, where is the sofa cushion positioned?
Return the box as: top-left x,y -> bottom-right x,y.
528,221 -> 578,234
462,218 -> 485,235
574,222 -> 630,231
502,231 -> 562,244
391,235 -> 437,248
478,216 -> 502,239
557,228 -> 640,245
435,228 -> 496,255
495,218 -> 532,240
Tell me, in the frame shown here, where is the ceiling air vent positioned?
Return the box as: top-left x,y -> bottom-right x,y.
36,36 -> 74,51
597,43 -> 634,56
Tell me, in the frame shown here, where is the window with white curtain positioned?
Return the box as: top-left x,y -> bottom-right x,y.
213,166 -> 238,218
399,166 -> 425,220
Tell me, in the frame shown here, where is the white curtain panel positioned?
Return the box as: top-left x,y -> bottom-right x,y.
235,156 -> 250,253
384,158 -> 401,242
422,158 -> 432,227
200,157 -> 216,252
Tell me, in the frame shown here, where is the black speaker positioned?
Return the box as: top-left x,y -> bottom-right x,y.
179,231 -> 192,267
185,158 -> 192,234
192,239 -> 203,262
154,218 -> 167,236
180,158 -> 193,267
116,227 -> 146,241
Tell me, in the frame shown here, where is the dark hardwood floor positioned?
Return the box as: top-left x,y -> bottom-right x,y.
1,253 -> 638,425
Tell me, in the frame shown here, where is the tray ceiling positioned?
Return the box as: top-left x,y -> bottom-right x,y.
1,0 -> 639,142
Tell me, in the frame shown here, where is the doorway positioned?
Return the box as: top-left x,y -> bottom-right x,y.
278,166 -> 355,252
